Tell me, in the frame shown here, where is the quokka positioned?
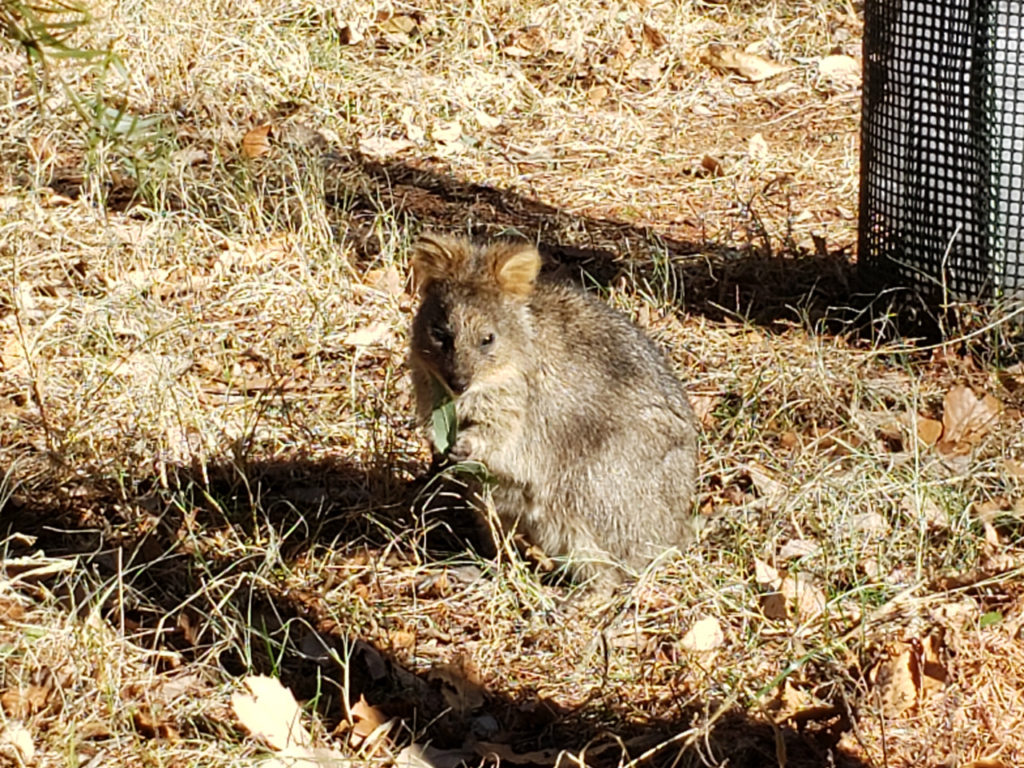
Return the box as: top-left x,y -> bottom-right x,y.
409,233 -> 698,586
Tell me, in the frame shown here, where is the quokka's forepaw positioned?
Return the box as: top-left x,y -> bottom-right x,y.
448,430 -> 480,463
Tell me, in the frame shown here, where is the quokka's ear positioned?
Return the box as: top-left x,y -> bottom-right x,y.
488,242 -> 541,298
410,233 -> 468,292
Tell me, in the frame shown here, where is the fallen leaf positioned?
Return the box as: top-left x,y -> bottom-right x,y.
754,558 -> 781,588
432,120 -> 463,145
680,616 -> 725,652
781,573 -> 827,619
338,20 -> 367,45
778,538 -> 820,560
817,53 -> 860,86
699,154 -> 725,177
0,722 -> 34,764
503,26 -> 547,57
746,462 -> 787,507
1,683 -> 52,719
938,385 -> 1002,455
1,333 -> 31,376
476,742 -> 562,765
626,58 -> 661,82
859,512 -> 892,540
901,493 -> 949,529
377,13 -> 421,45
761,591 -> 788,620
474,109 -> 501,130
358,135 -> 416,157
232,675 -> 311,751
343,322 -> 391,348
747,132 -> 769,161
870,635 -> 947,717
703,43 -> 791,82
587,85 -> 609,106
397,743 -> 476,768
915,415 -> 943,446
400,106 -> 425,143
242,124 -> 273,159
642,22 -> 668,49
688,393 -> 720,426
428,659 -> 486,716
1004,457 -> 1024,480
348,694 -> 390,748
132,707 -> 180,741
771,679 -> 837,723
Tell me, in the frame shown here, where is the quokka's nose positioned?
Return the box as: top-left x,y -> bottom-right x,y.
449,375 -> 468,395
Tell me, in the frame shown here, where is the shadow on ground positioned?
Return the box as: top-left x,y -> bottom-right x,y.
333,151 -> 876,335
4,452 -> 868,768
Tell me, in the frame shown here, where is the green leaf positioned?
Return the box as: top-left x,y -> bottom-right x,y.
980,611 -> 1003,628
429,383 -> 457,454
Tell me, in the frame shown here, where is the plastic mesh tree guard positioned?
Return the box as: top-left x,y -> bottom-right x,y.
860,1 -> 1024,303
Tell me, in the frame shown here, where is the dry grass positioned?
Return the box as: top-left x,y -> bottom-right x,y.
1,0 -> 1023,766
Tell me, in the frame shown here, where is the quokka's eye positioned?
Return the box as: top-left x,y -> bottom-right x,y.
480,333 -> 495,348
429,323 -> 451,345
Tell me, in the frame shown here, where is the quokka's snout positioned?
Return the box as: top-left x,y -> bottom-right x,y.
409,233 -> 699,587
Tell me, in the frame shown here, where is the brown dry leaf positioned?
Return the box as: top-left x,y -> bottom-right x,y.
0,722 -> 34,764
242,124 -> 273,159
428,659 -> 486,716
431,119 -> 463,145
870,635 -> 947,718
0,597 -> 26,623
377,13 -> 422,46
962,759 -> 1013,768
503,26 -> 547,58
754,558 -> 781,588
703,43 -> 791,82
915,415 -> 943,446
761,591 -> 789,620
132,707 -> 180,741
1,683 -> 53,719
587,85 -> 609,106
642,22 -> 668,50
476,742 -> 561,765
358,135 -> 416,158
746,462 -> 787,507
938,385 -> 1003,456
817,53 -> 861,86
902,493 -> 950,530
626,58 -> 661,82
688,393 -> 720,427
699,154 -> 725,177
0,333 -> 31,376
747,132 -> 769,161
338,19 -> 367,45
771,679 -> 837,723
397,743 -> 476,768
780,573 -> 827,620
343,322 -> 391,348
778,538 -> 820,561
231,675 -> 311,751
680,616 -> 725,652
349,694 -> 389,747
1004,457 -> 1024,480
871,645 -> 917,717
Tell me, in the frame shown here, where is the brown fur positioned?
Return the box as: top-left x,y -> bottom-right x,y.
409,234 -> 699,587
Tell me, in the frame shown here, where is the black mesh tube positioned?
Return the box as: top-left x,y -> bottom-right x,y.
860,1 -> 1024,302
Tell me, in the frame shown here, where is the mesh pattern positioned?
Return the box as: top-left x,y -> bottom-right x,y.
860,1 -> 1024,301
